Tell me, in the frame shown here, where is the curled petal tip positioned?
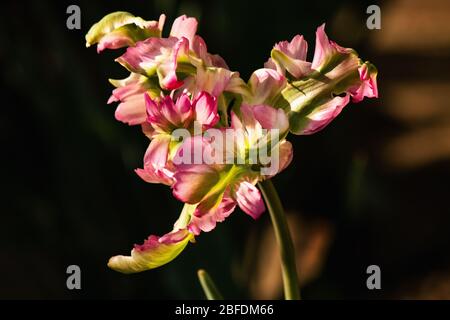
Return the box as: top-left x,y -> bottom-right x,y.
107,229 -> 193,273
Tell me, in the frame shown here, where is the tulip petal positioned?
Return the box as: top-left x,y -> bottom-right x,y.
144,134 -> 171,168
311,23 -> 352,71
188,197 -> 236,235
351,62 -> 378,102
252,105 -> 289,133
170,15 -> 198,47
246,68 -> 287,105
108,74 -> 161,126
271,50 -> 312,79
277,140 -> 294,174
108,229 -> 194,273
117,37 -> 190,90
277,24 -> 366,135
114,94 -> 147,125
145,93 -> 194,132
292,95 -> 350,135
194,92 -> 219,128
173,164 -> 221,204
135,167 -> 172,185
269,35 -> 311,78
136,134 -> 174,185
235,181 -> 265,219
96,28 -> 135,53
173,164 -> 236,217
173,136 -> 247,214
279,34 -> 308,61
86,12 -> 165,52
116,37 -> 176,74
187,67 -> 239,98
157,37 -> 190,90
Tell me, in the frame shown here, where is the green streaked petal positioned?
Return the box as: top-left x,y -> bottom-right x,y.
108,229 -> 194,274
85,11 -> 164,49
276,49 -> 361,135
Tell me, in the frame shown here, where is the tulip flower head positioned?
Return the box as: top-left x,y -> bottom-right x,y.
86,12 -> 378,273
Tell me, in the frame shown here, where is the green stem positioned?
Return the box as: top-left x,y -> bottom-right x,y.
197,269 -> 224,300
258,179 -> 301,300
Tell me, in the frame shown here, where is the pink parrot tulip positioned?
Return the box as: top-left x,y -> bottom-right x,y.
135,91 -> 219,186
267,24 -> 378,135
86,13 -> 378,274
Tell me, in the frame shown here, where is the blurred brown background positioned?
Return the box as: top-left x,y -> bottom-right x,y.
1,0 -> 449,299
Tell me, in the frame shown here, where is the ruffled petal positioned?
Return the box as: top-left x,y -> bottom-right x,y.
170,15 -> 198,47
145,92 -> 194,132
311,23 -> 352,71
135,167 -> 172,185
108,229 -> 194,273
270,35 -> 312,78
173,135 -> 248,214
188,197 -> 236,235
278,24 -> 374,135
186,67 -> 239,97
114,94 -> 147,125
144,134 -> 171,168
235,181 -> 265,219
136,134 -> 174,185
277,140 -> 294,174
86,12 -> 165,53
294,95 -> 350,135
252,105 -> 289,133
277,34 -> 308,61
117,37 -> 190,90
194,92 -> 219,128
246,68 -> 287,105
158,37 -> 190,90
351,62 -> 378,103
108,74 -> 158,126
172,163 -> 221,204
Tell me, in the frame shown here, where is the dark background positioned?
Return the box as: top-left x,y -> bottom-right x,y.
1,0 -> 450,299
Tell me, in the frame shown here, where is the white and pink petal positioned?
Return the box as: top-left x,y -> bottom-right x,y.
135,134 -> 174,185
188,197 -> 236,235
170,15 -> 198,47
234,181 -> 265,219
194,92 -> 219,128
